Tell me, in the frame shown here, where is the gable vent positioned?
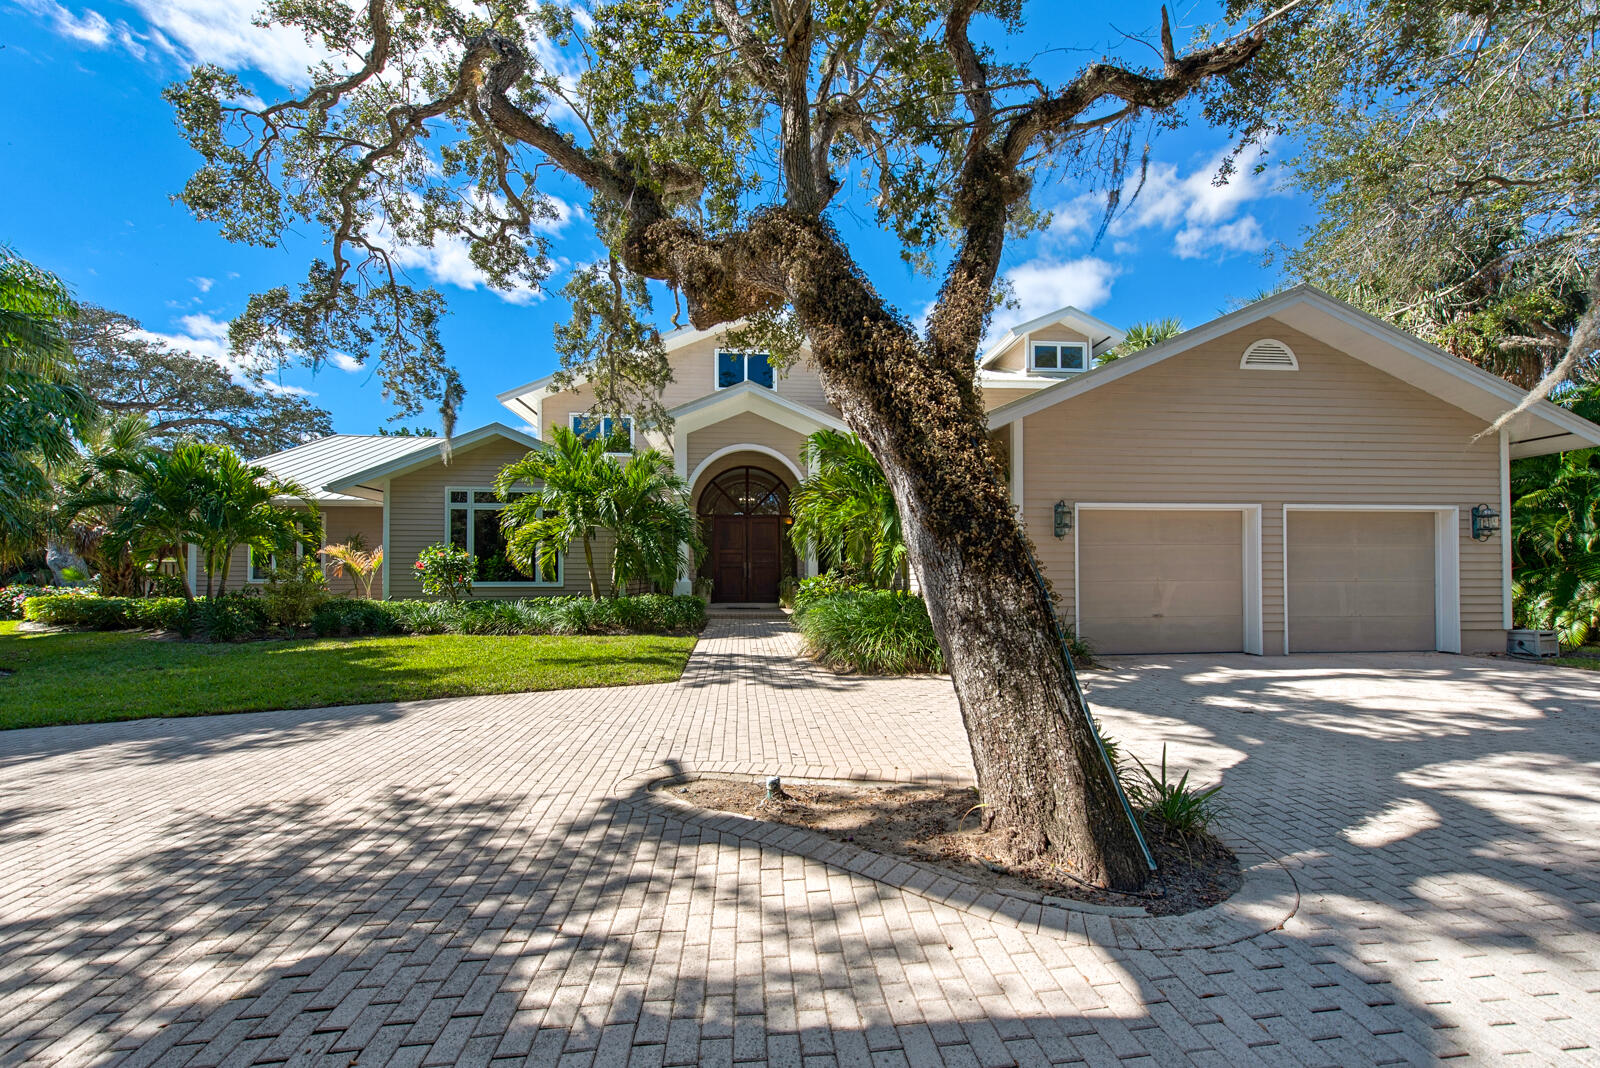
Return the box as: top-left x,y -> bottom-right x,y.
1240,338 -> 1298,370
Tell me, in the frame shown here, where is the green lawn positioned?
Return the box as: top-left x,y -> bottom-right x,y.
0,621 -> 696,730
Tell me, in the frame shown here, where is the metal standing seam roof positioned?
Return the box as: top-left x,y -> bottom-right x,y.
251,435 -> 438,503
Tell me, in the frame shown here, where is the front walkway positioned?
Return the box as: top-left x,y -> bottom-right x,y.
0,621 -> 1597,1065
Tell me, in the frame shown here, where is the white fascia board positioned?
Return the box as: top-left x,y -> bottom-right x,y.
977,306 -> 1127,368
669,381 -> 847,437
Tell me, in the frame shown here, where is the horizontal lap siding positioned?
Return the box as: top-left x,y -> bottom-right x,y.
387,438 -> 597,600
990,325 -> 1093,373
1021,318 -> 1503,653
212,504 -> 380,596
686,414 -> 807,477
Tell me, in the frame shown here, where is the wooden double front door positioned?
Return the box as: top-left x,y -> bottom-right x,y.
710,515 -> 783,603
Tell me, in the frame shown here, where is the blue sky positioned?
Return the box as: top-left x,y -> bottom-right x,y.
1,0 -> 1310,441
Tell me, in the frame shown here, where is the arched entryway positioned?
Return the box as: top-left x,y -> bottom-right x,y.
699,465 -> 793,602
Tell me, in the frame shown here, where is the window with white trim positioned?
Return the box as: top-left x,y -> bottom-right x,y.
571,413 -> 634,453
246,542 -> 303,582
446,488 -> 562,585
716,349 -> 775,389
1030,341 -> 1088,373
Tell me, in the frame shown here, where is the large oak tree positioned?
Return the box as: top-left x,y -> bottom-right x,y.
170,0 -> 1313,888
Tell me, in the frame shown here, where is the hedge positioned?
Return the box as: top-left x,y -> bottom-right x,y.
795,590 -> 945,675
22,592 -> 707,641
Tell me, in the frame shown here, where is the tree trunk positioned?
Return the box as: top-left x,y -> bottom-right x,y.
582,536 -> 599,599
741,213 -> 1148,889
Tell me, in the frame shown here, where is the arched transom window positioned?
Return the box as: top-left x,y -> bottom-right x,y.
699,466 -> 789,516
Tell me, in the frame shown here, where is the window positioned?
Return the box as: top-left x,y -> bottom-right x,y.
716,350 -> 775,389
571,413 -> 634,453
1031,341 -> 1088,373
246,543 -> 302,582
446,487 -> 562,585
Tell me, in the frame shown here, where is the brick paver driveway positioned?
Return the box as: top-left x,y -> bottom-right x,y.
2,621 -> 1598,1066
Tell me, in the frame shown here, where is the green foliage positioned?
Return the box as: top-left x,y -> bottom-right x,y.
1059,621 -> 1097,669
24,592 -> 267,640
792,571 -> 872,619
1,247 -> 94,547
777,576 -> 798,609
261,557 -> 330,628
1510,391 -> 1600,644
790,431 -> 907,589
796,590 -> 944,675
1277,0 -> 1599,392
311,594 -> 706,638
1125,746 -> 1225,839
193,595 -> 271,642
550,256 -> 673,435
1099,319 -> 1182,364
1,585 -> 95,619
67,304 -> 333,453
497,428 -> 700,597
414,542 -> 475,602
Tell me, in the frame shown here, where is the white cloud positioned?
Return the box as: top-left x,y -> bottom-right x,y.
373,193 -> 575,304
189,276 -> 214,293
1173,215 -> 1267,261
135,314 -> 315,397
990,257 -> 1120,340
328,352 -> 364,373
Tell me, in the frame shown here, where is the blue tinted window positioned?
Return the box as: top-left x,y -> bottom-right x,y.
718,350 -> 744,388
747,352 -> 774,388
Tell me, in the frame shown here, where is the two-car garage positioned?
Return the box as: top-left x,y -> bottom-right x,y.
1074,505 -> 1454,655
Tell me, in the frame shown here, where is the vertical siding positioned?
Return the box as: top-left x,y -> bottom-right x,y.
686,414 -> 807,477
1020,318 -> 1504,653
386,438 -> 598,600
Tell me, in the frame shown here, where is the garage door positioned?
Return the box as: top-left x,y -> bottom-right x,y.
1077,510 -> 1244,654
1287,511 -> 1435,652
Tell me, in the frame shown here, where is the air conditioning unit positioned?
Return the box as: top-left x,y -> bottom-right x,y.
1507,629 -> 1560,658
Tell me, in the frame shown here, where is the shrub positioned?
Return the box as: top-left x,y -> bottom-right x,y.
311,598 -> 405,637
23,595 -> 193,634
796,590 -> 944,674
194,595 -> 270,642
1,585 -> 95,619
792,572 -> 871,619
1125,745 -> 1225,839
414,543 -> 475,602
262,557 -> 329,627
778,576 -> 798,609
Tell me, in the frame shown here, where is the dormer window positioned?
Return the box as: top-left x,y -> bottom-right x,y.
571,413 -> 634,453
1031,341 -> 1088,373
717,350 -> 775,389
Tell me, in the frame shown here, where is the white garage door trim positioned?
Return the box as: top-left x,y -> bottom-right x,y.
1282,504 -> 1461,654
1073,503 -> 1264,656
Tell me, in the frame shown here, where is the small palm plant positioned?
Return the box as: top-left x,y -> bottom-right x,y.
1125,746 -> 1225,839
321,537 -> 383,599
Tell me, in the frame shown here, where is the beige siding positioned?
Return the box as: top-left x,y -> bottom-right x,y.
538,336 -> 841,445
990,324 -> 1094,373
212,504 -> 382,597
686,413 -> 807,478
978,385 -> 1044,412
386,437 -> 597,600
1021,318 -> 1504,653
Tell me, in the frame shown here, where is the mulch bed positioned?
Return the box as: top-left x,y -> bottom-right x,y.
665,777 -> 1240,916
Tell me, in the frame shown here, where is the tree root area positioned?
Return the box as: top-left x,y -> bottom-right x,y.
667,778 -> 1240,916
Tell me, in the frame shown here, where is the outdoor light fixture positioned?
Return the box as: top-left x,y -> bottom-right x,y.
1053,500 -> 1072,539
1472,503 -> 1501,541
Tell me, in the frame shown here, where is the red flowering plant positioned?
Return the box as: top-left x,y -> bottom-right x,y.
414,543 -> 475,603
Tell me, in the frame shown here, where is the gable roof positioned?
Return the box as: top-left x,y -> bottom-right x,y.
977,306 -> 1126,369
321,423 -> 541,498
668,380 -> 848,437
986,285 -> 1600,459
251,434 -> 435,504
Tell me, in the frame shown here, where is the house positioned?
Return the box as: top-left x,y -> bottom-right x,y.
223,285 -> 1600,656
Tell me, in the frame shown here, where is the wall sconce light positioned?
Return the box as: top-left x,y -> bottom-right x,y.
1472,503 -> 1501,541
1053,500 -> 1072,539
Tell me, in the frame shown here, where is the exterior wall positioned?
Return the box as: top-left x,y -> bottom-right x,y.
989,323 -> 1095,373
213,504 -> 383,597
1018,318 -> 1504,654
537,336 -> 841,447
685,413 -> 807,477
385,437 -> 598,600
977,384 -> 1043,412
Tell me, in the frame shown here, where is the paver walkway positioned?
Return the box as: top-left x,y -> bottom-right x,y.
1,620 -> 1597,1066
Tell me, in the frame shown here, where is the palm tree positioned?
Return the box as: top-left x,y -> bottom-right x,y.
789,429 -> 907,589
0,248 -> 94,546
496,427 -> 614,597
1098,317 -> 1182,364
93,442 -> 319,600
321,536 -> 383,599
601,449 -> 700,594
63,414 -> 158,595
